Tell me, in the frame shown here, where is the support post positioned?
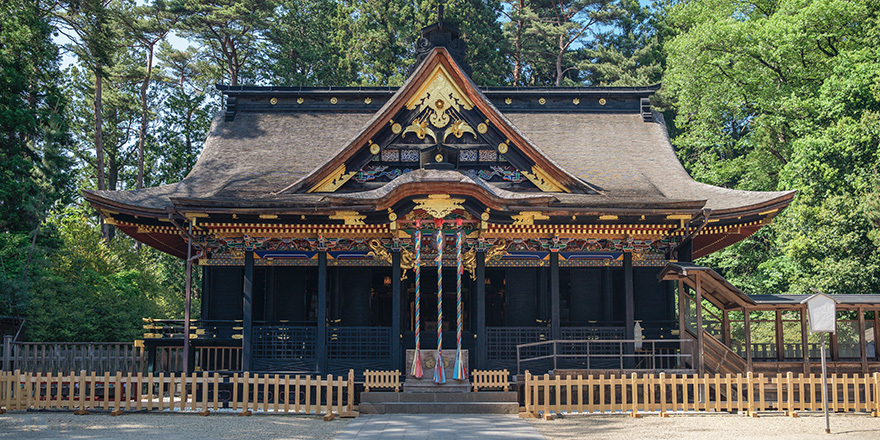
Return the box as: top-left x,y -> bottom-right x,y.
695,275 -> 704,375
392,250 -> 402,371
677,280 -> 688,367
624,252 -> 634,368
775,310 -> 785,362
602,266 -> 613,322
2,335 -> 11,371
744,308 -> 753,372
317,251 -> 328,373
801,306 -> 810,375
475,251 -> 486,370
859,307 -> 868,374
242,250 -> 254,372
722,309 -> 731,347
183,223 -> 193,375
550,252 -> 560,341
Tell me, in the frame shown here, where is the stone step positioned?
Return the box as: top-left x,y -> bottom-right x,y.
361,391 -> 518,403
358,401 -> 520,414
402,382 -> 473,393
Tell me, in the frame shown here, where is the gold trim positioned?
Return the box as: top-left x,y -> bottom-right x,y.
758,208 -> 779,216
599,98 -> 607,105
573,98 -> 580,105
297,97 -> 304,104
599,215 -> 618,221
391,123 -> 403,134
308,164 -> 357,193
259,214 -> 279,220
477,122 -> 488,134
522,165 -> 569,193
538,98 -> 546,105
369,142 -> 381,155
270,97 -> 277,105
498,142 -> 508,154
511,211 -> 550,226
329,211 -> 366,225
666,214 -> 692,220
364,97 -> 372,104
330,97 -> 338,104
412,194 -> 465,218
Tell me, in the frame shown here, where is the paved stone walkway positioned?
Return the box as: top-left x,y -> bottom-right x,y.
336,414 -> 546,440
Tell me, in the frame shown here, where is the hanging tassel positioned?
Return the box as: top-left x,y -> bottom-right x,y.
453,221 -> 467,380
411,220 -> 423,378
434,218 -> 446,384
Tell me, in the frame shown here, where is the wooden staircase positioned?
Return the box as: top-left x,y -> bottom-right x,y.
684,328 -> 747,375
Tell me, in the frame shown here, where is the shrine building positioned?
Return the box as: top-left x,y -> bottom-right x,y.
84,20 -> 880,380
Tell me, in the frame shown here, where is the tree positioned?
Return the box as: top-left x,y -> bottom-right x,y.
117,0 -> 177,190
663,0 -> 880,296
0,0 -> 72,233
504,0 -> 616,86
171,0 -> 273,86
54,0 -> 119,240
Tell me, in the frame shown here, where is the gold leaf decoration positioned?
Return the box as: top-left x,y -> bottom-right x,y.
521,165 -> 569,193
405,64 -> 474,129
329,211 -> 366,225
392,123 -> 403,134
412,194 -> 465,219
442,119 -> 477,143
477,122 -> 488,134
511,211 -> 550,226
402,117 -> 438,143
307,164 -> 357,193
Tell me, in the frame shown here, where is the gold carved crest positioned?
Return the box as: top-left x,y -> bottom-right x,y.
412,194 -> 465,219
405,64 -> 474,129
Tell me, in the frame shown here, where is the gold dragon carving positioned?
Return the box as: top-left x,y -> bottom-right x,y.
461,238 -> 508,280
367,239 -> 416,280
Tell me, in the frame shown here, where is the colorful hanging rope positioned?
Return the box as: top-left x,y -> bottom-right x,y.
411,219 -> 423,378
434,218 -> 446,384
453,221 -> 467,380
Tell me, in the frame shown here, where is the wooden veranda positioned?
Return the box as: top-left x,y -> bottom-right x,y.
661,263 -> 880,376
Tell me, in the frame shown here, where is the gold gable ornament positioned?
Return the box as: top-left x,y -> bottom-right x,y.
412,194 -> 465,219
406,64 -> 474,129
308,164 -> 357,193
521,165 -> 569,193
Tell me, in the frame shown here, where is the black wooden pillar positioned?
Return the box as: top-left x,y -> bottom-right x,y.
623,252 -> 635,367
475,251 -> 487,370
602,266 -> 613,321
242,250 -> 254,371
391,250 -> 402,370
678,239 -> 693,262
550,252 -> 561,341
317,251 -> 328,373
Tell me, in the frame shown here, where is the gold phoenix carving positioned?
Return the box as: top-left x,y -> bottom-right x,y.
412,194 -> 466,218
443,118 -> 476,143
402,117 -> 438,143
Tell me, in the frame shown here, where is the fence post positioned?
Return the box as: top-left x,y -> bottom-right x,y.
2,336 -> 11,372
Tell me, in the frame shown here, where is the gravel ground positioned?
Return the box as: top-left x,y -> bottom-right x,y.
528,413 -> 880,440
3,411 -> 880,439
0,411 -> 350,440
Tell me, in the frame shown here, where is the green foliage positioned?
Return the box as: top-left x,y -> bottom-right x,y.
0,0 -> 73,232
664,0 -> 880,296
21,207 -> 198,341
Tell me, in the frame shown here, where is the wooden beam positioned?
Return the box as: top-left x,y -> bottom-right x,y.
775,310 -> 784,362
744,308 -> 753,372
722,310 -> 731,347
391,251 -> 402,371
624,252 -> 635,369
550,252 -> 560,341
316,251 -> 327,373
695,274 -> 704,375
875,312 -> 880,362
475,251 -> 487,370
242,250 -> 254,371
859,306 -> 868,375
801,306 -> 810,375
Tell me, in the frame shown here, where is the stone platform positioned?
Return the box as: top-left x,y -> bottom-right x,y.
360,349 -> 518,414
358,391 -> 520,414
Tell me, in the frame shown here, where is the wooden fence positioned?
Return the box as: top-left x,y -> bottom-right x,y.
363,370 -> 399,392
522,371 -> 880,418
473,369 -> 509,392
4,343 -> 144,375
0,370 -> 356,419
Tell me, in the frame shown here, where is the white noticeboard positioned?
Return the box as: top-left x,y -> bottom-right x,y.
803,292 -> 837,333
